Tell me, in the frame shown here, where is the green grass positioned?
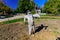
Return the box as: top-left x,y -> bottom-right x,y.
40,16 -> 60,19
0,18 -> 24,25
0,16 -> 60,25
41,16 -> 60,19
53,31 -> 60,35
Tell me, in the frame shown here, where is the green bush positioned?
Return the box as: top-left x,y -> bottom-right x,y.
31,10 -> 35,14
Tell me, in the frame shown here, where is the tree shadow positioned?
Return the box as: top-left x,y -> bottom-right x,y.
56,37 -> 60,40
35,24 -> 48,33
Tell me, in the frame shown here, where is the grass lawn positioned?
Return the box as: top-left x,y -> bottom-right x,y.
0,16 -> 60,25
0,18 -> 24,25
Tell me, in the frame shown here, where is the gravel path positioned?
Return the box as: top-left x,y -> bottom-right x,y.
0,15 -> 24,22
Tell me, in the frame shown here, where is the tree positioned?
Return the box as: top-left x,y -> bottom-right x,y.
44,0 -> 60,15
15,0 -> 35,13
0,1 -> 13,16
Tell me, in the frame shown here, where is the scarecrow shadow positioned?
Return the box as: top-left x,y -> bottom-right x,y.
56,37 -> 60,40
35,24 -> 48,33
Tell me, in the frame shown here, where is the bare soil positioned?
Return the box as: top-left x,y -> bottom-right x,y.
0,19 -> 60,40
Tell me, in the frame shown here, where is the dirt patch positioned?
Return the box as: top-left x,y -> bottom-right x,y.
30,30 -> 56,40
0,22 -> 29,40
0,19 -> 60,40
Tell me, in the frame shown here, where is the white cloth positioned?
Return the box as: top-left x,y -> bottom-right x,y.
24,14 -> 35,35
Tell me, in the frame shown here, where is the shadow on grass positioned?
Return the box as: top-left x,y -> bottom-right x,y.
35,24 -> 48,33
